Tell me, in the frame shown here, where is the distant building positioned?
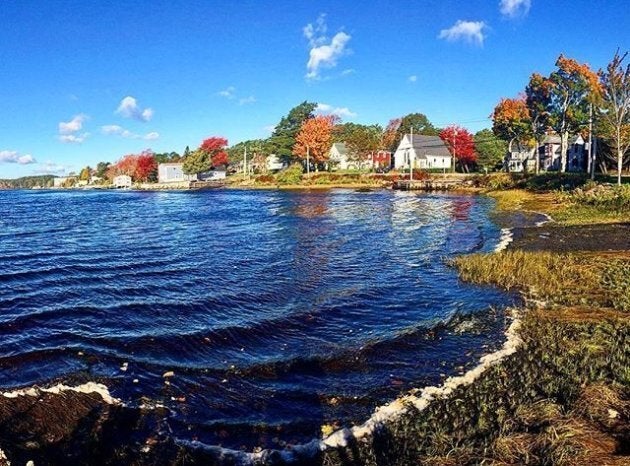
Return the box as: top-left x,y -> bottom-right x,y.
198,169 -> 227,181
329,142 -> 371,170
266,154 -> 286,172
393,134 -> 452,170
371,150 -> 392,170
506,134 -> 588,173
158,163 -> 197,183
113,175 -> 132,188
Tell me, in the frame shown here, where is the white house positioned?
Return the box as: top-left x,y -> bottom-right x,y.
393,135 -> 452,170
329,142 -> 372,170
266,154 -> 286,172
198,170 -> 226,181
158,163 -> 197,183
113,175 -> 132,188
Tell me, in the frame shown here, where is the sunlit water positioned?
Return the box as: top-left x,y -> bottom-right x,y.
0,189 -> 515,448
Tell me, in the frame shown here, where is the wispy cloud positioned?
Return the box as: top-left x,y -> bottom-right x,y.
316,103 -> 357,119
101,125 -> 159,140
263,125 -> 276,134
304,14 -> 351,80
341,68 -> 355,76
438,20 -> 487,46
58,114 -> 87,134
239,96 -> 257,105
217,86 -> 236,99
408,75 -> 418,83
116,96 -> 153,122
0,150 -> 36,165
500,0 -> 531,18
59,134 -> 89,143
33,160 -> 70,175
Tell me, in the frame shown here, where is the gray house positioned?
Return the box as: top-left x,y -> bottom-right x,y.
157,163 -> 197,183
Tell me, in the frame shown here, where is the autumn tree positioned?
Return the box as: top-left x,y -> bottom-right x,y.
439,125 -> 476,172
109,150 -> 157,182
597,50 -> 630,185
183,137 -> 229,174
474,129 -> 507,171
492,96 -> 532,152
525,73 -> 553,173
547,54 -> 600,172
79,166 -> 91,181
293,115 -> 337,169
267,101 -> 317,161
381,118 -> 401,152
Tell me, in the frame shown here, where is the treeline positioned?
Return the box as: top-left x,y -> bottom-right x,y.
0,175 -> 55,189
491,50 -> 629,184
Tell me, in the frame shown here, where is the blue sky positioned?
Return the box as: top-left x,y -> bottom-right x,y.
1,0 -> 628,178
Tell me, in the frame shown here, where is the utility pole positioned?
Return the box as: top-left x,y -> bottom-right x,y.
586,103 -> 594,177
409,126 -> 414,181
243,146 -> 248,179
453,129 -> 457,173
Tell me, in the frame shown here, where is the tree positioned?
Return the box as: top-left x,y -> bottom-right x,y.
183,137 -> 229,174
393,113 -> 439,151
154,152 -> 181,164
293,115 -> 337,167
227,139 -> 267,166
381,118 -> 401,152
439,125 -> 476,172
525,73 -> 553,173
597,50 -> 630,185
267,101 -> 317,161
491,96 -> 532,152
134,150 -> 158,182
547,54 -> 600,172
333,123 -> 382,167
95,161 -> 111,178
474,129 -> 507,171
79,166 -> 91,181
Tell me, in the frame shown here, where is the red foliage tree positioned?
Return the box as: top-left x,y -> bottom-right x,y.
110,150 -> 157,182
200,137 -> 229,168
439,125 -> 477,172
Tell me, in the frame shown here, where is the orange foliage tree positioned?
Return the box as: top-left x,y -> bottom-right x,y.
491,96 -> 532,153
292,115 -> 338,168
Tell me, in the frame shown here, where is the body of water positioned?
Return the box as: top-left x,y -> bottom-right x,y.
0,188 -> 514,448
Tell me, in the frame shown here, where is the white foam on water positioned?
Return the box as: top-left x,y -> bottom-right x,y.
2,382 -> 119,405
494,228 -> 513,252
177,310 -> 523,463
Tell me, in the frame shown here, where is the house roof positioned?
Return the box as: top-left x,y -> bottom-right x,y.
331,142 -> 348,155
407,135 -> 452,158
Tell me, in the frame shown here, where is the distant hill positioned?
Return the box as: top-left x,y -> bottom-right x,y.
0,175 -> 56,189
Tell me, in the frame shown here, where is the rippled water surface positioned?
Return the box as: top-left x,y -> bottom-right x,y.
0,189 -> 514,447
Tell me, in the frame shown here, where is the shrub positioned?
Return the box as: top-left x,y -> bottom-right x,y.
276,164 -> 303,185
255,174 -> 276,184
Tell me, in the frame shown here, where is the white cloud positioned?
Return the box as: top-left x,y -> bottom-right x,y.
316,103 -> 357,119
59,133 -> 89,144
218,86 -> 236,99
0,150 -> 37,165
408,75 -> 418,83
116,96 -> 154,122
239,96 -> 256,105
304,15 -> 351,80
341,68 -> 356,76
58,114 -> 87,134
33,161 -> 69,175
263,125 -> 276,134
101,125 -> 159,140
438,20 -> 487,45
500,0 -> 531,18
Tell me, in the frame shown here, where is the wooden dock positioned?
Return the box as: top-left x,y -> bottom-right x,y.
393,178 -> 466,191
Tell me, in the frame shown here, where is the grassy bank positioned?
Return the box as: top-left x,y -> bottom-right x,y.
320,175 -> 629,465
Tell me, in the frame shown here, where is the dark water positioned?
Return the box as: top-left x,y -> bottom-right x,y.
0,189 -> 514,448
